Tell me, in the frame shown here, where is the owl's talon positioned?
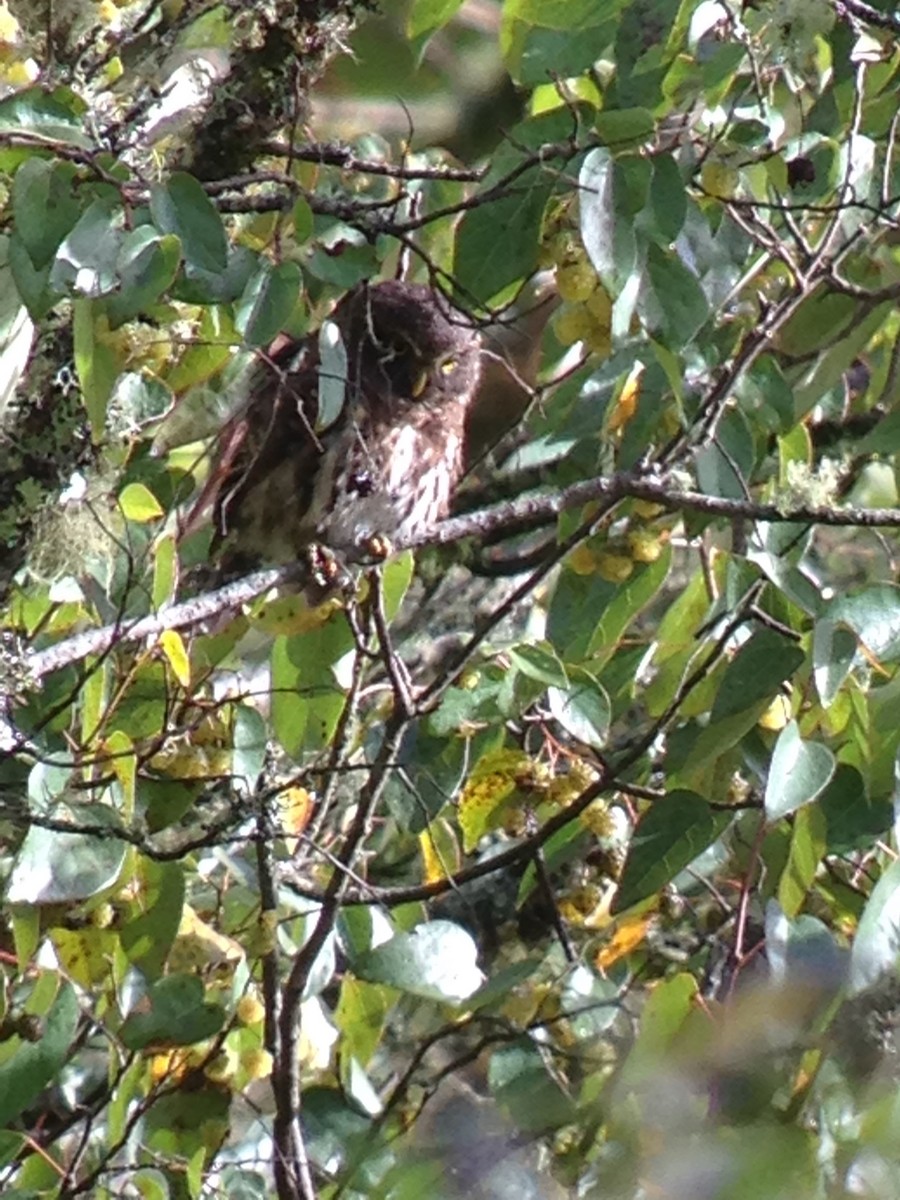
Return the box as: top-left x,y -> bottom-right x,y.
307,543 -> 354,596
361,534 -> 393,563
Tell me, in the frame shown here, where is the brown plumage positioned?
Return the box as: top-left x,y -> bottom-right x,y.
190,280 -> 482,569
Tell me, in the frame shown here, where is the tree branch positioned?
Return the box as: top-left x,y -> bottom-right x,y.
19,472 -> 900,682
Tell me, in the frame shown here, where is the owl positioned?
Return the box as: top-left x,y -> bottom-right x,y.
189,280 -> 483,570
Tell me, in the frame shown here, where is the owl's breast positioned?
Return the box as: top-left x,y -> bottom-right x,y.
314,416 -> 463,550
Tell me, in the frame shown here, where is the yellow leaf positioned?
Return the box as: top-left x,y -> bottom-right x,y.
278,786 -> 314,852
607,361 -> 645,434
595,913 -> 654,970
159,629 -> 191,687
168,904 -> 243,973
51,927 -> 118,988
149,1048 -> 192,1084
106,729 -> 136,817
250,592 -> 341,635
119,482 -> 164,522
458,748 -> 532,853
419,818 -> 459,884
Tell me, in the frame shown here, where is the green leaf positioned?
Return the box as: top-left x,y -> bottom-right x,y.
828,586 -> 900,662
547,675 -> 610,748
119,974 -> 226,1050
507,641 -> 568,687
812,618 -> 857,706
8,231 -> 59,319
777,804 -> 827,917
335,976 -> 391,1067
596,107 -> 655,147
587,547 -> 672,664
353,920 -> 483,1003
764,721 -> 836,821
613,790 -> 732,913
502,19 -> 617,85
580,146 -> 627,288
694,405 -> 756,500
645,152 -> 686,243
11,158 -> 80,270
271,620 -> 353,756
173,243 -> 258,304
105,229 -> 181,326
820,764 -> 891,854
149,171 -> 228,274
639,241 -> 709,349
292,197 -> 313,243
50,197 -> 124,296
235,260 -> 303,347
0,975 -> 79,1128
776,287 -> 860,357
120,860 -> 186,979
7,808 -> 127,904
73,297 -> 120,439
233,704 -> 267,792
503,0 -> 621,29
455,110 -> 576,304
407,0 -> 465,38
848,857 -> 900,995
710,628 -> 805,722
489,1039 -> 577,1130
0,86 -> 90,146
619,972 -> 697,1087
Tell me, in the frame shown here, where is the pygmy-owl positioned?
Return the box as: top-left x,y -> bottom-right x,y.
190,280 -> 483,569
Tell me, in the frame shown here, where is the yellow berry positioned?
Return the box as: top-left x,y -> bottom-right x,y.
555,260 -> 597,303
627,530 -> 664,563
585,286 -> 613,323
0,4 -> 18,47
2,58 -> 38,86
97,0 -> 120,22
549,230 -> 578,266
241,1047 -> 274,1081
204,1046 -> 239,1085
632,499 -> 665,519
568,544 -> 601,576
236,993 -> 266,1026
596,553 -> 634,583
700,161 -> 738,198
581,799 -> 614,836
758,693 -> 791,731
553,304 -> 594,346
585,327 -> 612,357
90,902 -> 115,929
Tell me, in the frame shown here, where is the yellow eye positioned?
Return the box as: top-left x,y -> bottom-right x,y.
440,356 -> 458,375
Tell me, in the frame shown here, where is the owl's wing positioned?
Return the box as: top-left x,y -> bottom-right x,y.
182,337 -> 324,551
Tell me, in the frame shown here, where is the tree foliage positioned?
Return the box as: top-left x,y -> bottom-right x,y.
4,0 -> 900,1196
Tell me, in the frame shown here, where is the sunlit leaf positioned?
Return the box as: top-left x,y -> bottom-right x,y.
355,920 -> 483,1003
119,481 -> 165,522
764,721 -> 835,822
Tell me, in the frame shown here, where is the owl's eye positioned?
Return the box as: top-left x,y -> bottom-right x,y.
440,355 -> 459,375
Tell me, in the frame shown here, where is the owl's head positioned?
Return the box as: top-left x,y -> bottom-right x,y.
334,280 -> 482,414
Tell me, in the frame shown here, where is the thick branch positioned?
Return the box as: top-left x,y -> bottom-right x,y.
20,472 -> 900,681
